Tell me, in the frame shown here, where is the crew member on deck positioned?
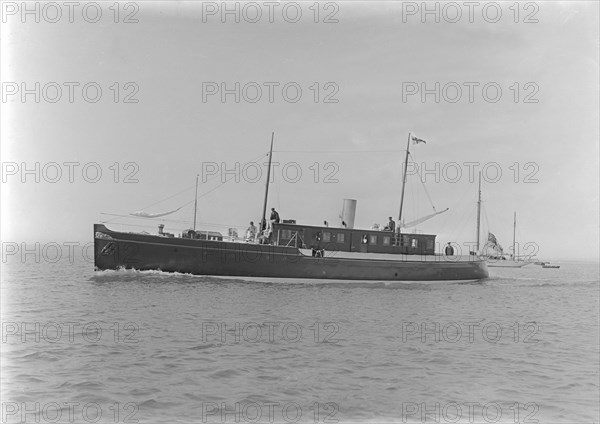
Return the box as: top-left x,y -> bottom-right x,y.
268,208 -> 280,231
246,221 -> 257,241
270,208 -> 280,223
388,217 -> 396,232
445,242 -> 455,256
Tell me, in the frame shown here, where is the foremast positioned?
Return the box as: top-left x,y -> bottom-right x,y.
193,174 -> 199,231
398,132 -> 412,225
260,132 -> 275,231
476,172 -> 482,253
512,211 -> 516,259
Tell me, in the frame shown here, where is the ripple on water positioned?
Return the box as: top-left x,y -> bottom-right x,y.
1,260 -> 598,423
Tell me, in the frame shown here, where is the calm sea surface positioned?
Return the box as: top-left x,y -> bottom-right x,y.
1,258 -> 598,424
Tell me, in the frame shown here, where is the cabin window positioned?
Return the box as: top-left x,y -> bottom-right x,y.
411,238 -> 418,248
369,235 -> 378,244
322,232 -> 331,242
401,235 -> 410,246
281,230 -> 292,239
338,233 -> 345,243
383,236 -> 391,246
426,239 -> 434,250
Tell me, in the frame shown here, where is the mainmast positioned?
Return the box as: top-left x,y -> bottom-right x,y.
476,172 -> 482,252
260,132 -> 275,231
193,174 -> 199,231
512,211 -> 516,259
398,132 -> 412,226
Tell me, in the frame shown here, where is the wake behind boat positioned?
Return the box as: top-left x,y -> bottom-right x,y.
94,133 -> 489,282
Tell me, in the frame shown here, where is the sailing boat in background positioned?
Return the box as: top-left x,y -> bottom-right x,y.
474,174 -> 532,268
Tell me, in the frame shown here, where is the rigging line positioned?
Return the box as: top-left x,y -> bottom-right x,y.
103,151 -> 270,225
190,150 -> 269,202
438,181 -> 472,231
274,151 -> 282,214
409,183 -> 416,227
408,151 -> 437,212
100,216 -> 255,230
101,185 -> 198,225
141,151 -> 269,211
481,201 -> 490,238
456,203 -> 478,242
451,206 -> 470,241
138,184 -> 196,211
100,212 -> 193,223
273,149 -> 405,154
103,178 -> 227,225
98,221 -> 208,231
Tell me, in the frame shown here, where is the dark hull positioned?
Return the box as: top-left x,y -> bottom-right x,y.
94,224 -> 489,281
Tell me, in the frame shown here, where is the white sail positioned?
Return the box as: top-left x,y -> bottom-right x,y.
483,232 -> 504,255
130,207 -> 183,218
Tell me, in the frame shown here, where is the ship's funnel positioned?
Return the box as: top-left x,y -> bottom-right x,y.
341,199 -> 357,229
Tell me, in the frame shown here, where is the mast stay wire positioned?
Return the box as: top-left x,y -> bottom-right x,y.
274,152 -> 282,216
99,214 -> 251,230
101,151 -> 270,224
407,150 -> 438,213
406,148 -> 484,243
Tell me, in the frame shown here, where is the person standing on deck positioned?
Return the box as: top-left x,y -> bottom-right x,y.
246,221 -> 257,241
267,208 -> 280,231
445,242 -> 455,256
270,208 -> 280,223
388,217 -> 396,232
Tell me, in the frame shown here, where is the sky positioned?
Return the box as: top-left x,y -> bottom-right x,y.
1,1 -> 599,261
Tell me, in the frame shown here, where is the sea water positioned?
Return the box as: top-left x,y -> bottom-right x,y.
1,258 -> 598,424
